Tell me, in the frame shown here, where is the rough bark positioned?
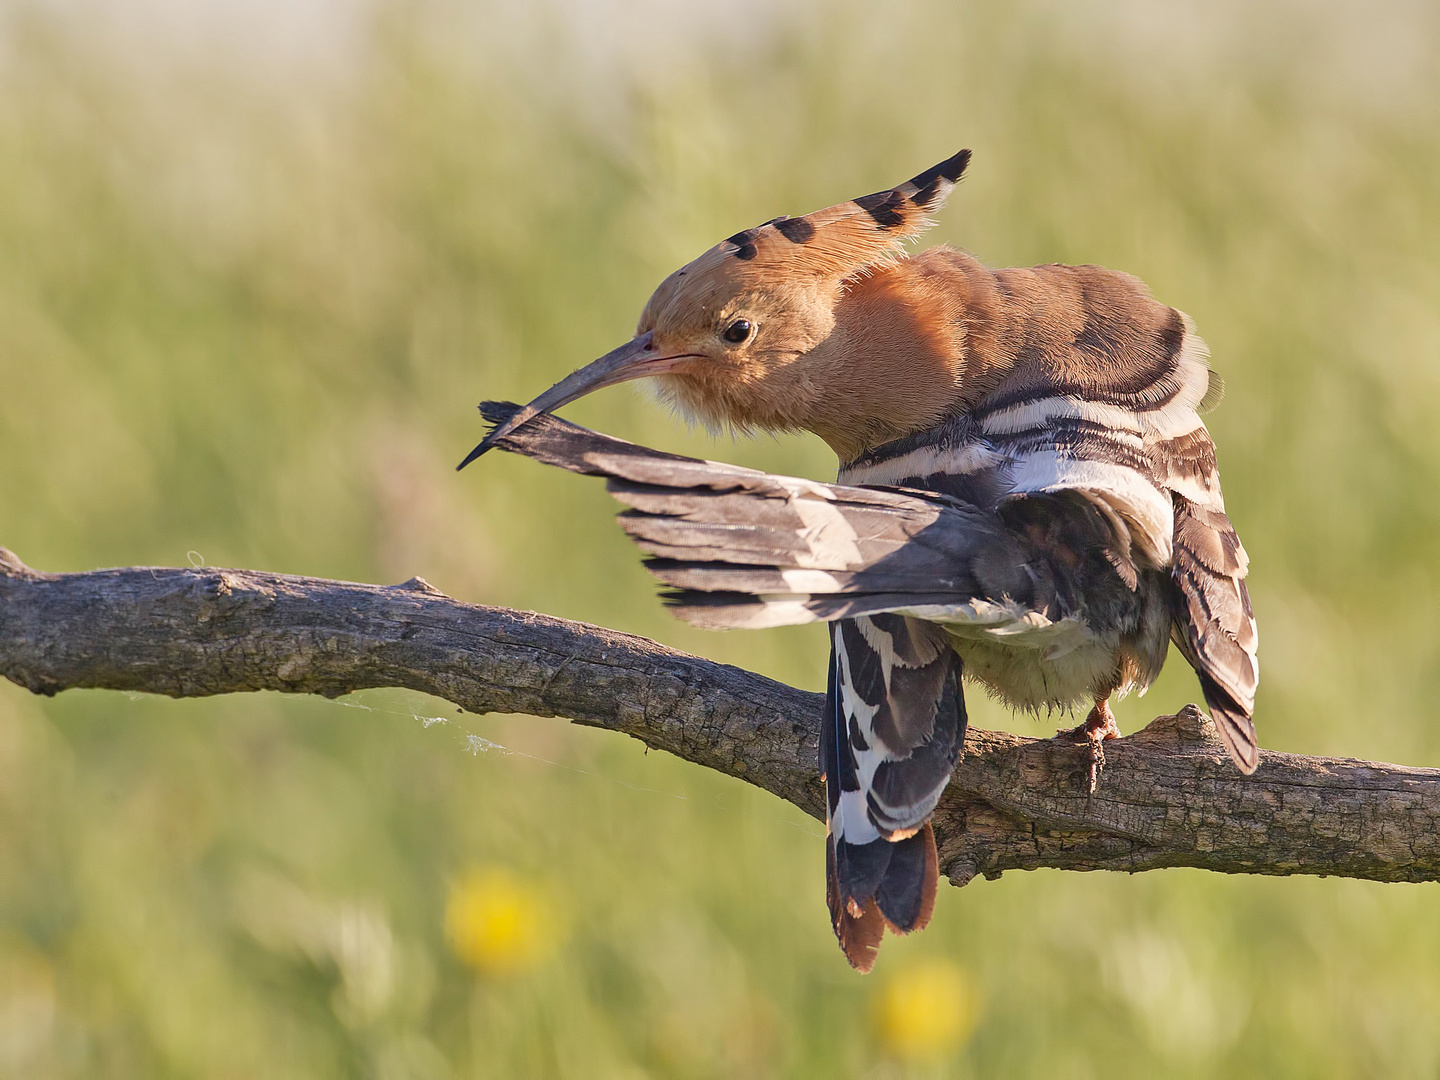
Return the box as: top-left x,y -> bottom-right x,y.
4,545 -> 1438,889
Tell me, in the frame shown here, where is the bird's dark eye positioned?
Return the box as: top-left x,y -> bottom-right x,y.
722,319 -> 752,344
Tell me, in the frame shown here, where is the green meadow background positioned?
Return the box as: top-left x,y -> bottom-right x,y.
3,0 -> 1440,1075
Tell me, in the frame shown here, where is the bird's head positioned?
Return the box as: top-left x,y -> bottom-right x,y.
460,150 -> 971,469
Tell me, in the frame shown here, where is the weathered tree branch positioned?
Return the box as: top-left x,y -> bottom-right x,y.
4,545 -> 1438,889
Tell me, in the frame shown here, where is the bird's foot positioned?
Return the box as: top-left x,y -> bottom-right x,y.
1055,700 -> 1121,794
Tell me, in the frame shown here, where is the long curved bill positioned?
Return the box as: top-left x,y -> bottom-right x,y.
457,331 -> 692,470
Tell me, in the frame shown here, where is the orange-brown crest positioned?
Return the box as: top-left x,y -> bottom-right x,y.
717,147 -> 969,277
640,149 -> 970,330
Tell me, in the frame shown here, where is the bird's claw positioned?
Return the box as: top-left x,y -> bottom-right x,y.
1055,700 -> 1121,794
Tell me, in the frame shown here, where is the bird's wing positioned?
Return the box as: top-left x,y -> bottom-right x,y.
475,403 -> 1057,634
962,271 -> 1257,771
972,281 -> 1221,569
1169,498 -> 1259,771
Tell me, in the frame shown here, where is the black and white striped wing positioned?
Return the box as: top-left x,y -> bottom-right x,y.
476,404 -> 1056,635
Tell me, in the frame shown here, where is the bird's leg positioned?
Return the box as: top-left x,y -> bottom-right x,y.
1056,699 -> 1121,794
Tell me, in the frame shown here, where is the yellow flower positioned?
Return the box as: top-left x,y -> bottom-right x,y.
872,957 -> 978,1062
444,867 -> 555,976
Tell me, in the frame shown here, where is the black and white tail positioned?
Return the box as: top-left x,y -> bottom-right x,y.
823,615 -> 965,971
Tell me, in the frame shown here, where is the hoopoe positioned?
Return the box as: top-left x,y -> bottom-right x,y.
459,150 -> 1259,972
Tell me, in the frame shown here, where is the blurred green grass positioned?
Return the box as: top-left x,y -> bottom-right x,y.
3,0 -> 1440,1075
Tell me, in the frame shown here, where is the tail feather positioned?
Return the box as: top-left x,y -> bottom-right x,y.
833,834 -> 894,913
826,839 -> 887,973
827,824 -> 940,971
874,823 -> 939,934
